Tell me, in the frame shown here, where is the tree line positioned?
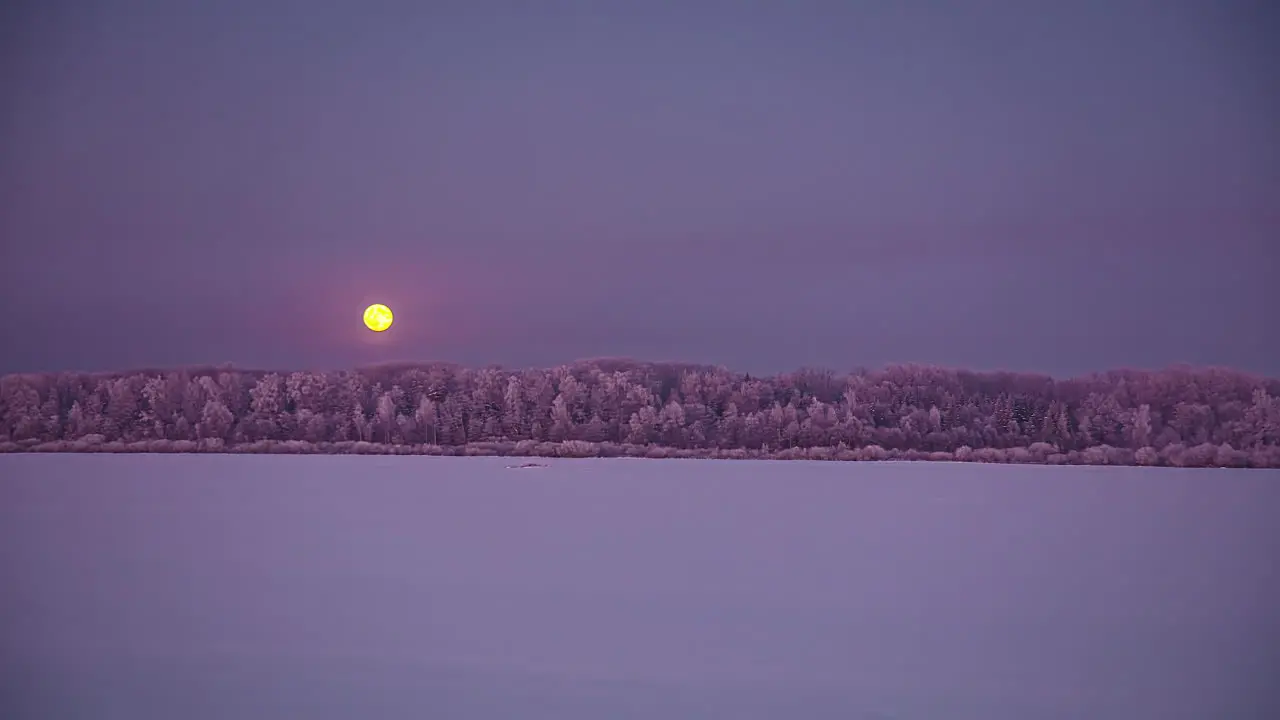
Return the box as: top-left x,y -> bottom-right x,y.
2,359 -> 1278,467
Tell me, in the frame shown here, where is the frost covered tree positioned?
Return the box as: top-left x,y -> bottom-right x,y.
2,359 -> 1277,467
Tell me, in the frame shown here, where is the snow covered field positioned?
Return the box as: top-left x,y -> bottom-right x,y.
2,455 -> 1278,719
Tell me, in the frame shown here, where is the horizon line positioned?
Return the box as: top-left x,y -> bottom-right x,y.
1,357 -> 1275,384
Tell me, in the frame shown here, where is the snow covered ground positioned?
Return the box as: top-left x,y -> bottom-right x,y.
2,455 -> 1278,719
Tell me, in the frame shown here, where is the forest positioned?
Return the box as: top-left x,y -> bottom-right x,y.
2,359 -> 1278,467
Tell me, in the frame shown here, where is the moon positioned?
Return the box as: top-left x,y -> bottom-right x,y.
363,303 -> 394,332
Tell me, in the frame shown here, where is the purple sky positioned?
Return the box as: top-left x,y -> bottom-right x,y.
1,0 -> 1276,377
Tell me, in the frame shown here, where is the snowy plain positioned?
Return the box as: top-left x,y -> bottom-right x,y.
2,454 -> 1278,719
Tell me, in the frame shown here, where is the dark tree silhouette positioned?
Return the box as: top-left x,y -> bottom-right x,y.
2,360 -> 1277,467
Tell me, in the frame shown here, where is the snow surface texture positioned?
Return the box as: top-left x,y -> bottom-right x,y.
2,455 -> 1278,720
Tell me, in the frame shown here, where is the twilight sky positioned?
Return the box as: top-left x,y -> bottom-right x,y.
1,0 -> 1276,377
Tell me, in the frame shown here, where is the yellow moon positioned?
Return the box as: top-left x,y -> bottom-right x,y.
363,303 -> 394,332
